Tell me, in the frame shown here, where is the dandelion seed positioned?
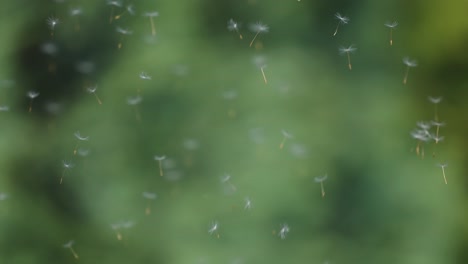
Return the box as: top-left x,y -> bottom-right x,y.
437,163 -> 448,184
69,7 -> 83,31
46,16 -> 59,37
411,128 -> 430,158
220,173 -> 237,194
116,27 -> 133,49
431,120 -> 445,138
114,4 -> 135,20
402,57 -> 417,85
0,193 -> 9,201
86,85 -> 102,105
142,191 -> 157,215
73,131 -> 89,155
139,72 -> 152,80
228,19 -> 243,39
27,91 -> 40,113
339,45 -> 356,70
63,240 -> 79,259
0,105 -> 10,112
111,220 -> 135,240
314,174 -> 328,198
384,21 -> 398,46
333,13 -> 349,36
279,129 -> 293,150
249,22 -> 269,47
278,223 -> 290,239
428,96 -> 442,121
154,155 -> 166,176
208,221 -> 220,238
107,0 -> 123,23
61,160 -> 75,184
143,12 -> 159,36
127,95 -> 142,121
244,197 -> 252,210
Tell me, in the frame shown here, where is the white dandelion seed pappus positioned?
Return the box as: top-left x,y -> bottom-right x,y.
62,160 -> 75,169
107,0 -> 123,7
46,16 -> 60,30
279,223 -> 290,239
244,197 -> 252,210
0,193 -> 9,201
86,85 -> 97,93
385,21 -> 398,28
126,4 -> 136,15
228,19 -> 240,31
0,105 -> 10,112
41,42 -> 58,55
403,57 -> 418,67
249,22 -> 269,33
76,61 -> 96,74
431,120 -> 446,127
143,11 -> 159,17
208,221 -> 219,235
63,240 -> 75,248
70,8 -> 83,17
314,174 -> 328,183
222,90 -> 238,100
252,55 -> 267,68
334,13 -> 350,24
281,129 -> 293,139
77,148 -> 90,157
142,191 -> 157,199
116,27 -> 133,35
127,95 -> 142,105
428,96 -> 443,104
139,72 -> 152,80
339,45 -> 357,54
154,155 -> 166,161
27,91 -> 40,99
183,138 -> 200,150
74,131 -> 89,141
416,121 -> 432,130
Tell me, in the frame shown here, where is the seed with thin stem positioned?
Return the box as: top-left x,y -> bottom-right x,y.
27,91 -> 40,113
437,163 -> 448,184
73,131 -> 89,155
143,12 -> 159,36
63,240 -> 79,259
46,16 -> 59,37
428,96 -> 442,121
279,129 -> 293,150
127,95 -> 142,121
403,57 -> 417,85
228,19 -> 243,39
244,197 -> 252,210
70,7 -> 83,31
111,220 -> 135,241
208,221 -> 220,238
339,45 -> 356,70
142,191 -> 157,215
154,155 -> 166,176
114,4 -> 135,20
314,174 -> 328,198
431,120 -> 445,138
260,65 -> 268,84
384,21 -> 398,46
107,0 -> 123,23
333,13 -> 349,36
411,128 -> 431,158
116,27 -> 133,49
220,173 -> 237,194
86,85 -> 102,105
139,72 -> 152,80
278,223 -> 290,239
249,22 -> 269,47
61,160 -> 75,184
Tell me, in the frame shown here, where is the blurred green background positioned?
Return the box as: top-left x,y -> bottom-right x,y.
1,0 -> 468,263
